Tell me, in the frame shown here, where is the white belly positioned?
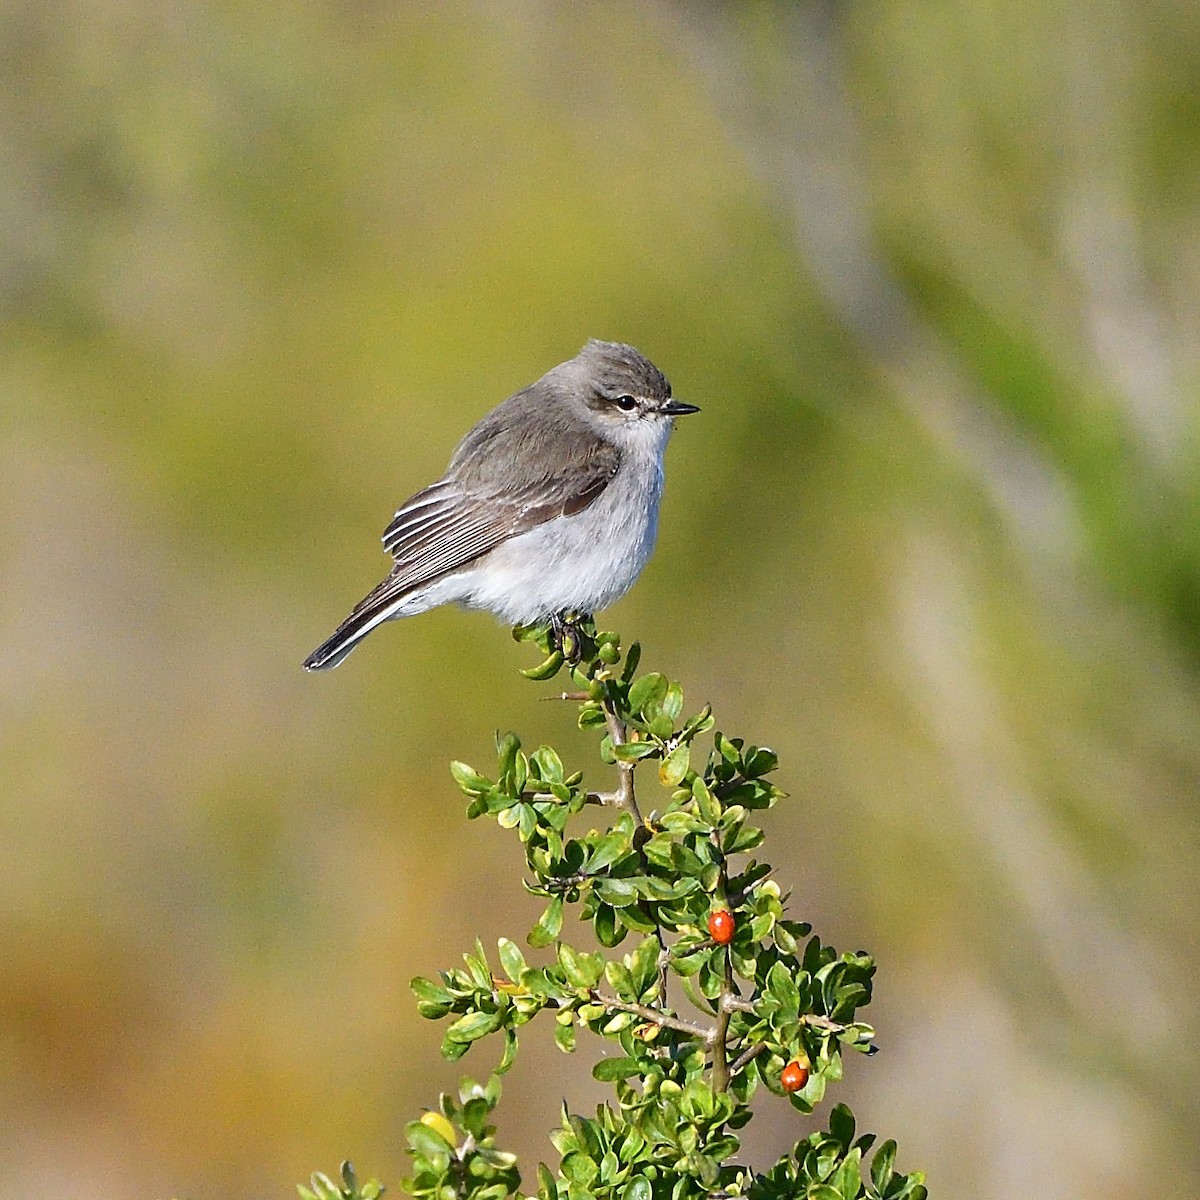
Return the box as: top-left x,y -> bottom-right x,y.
407,449 -> 665,624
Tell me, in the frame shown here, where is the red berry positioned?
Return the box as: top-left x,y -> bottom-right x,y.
707,910 -> 735,945
780,1060 -> 809,1093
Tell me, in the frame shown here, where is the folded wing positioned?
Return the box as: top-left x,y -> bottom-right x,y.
303,422 -> 620,670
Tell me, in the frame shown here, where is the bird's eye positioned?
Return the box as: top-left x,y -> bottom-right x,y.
614,395 -> 638,411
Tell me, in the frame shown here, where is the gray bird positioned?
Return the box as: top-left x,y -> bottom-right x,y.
303,340 -> 698,670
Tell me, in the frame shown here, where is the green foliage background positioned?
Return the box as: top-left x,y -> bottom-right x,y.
1,3 -> 1197,1197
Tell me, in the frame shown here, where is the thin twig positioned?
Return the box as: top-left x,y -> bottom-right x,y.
543,870 -> 591,892
728,1041 -> 766,1075
585,790 -> 622,807
802,1013 -> 850,1034
590,992 -> 715,1043
601,699 -> 642,824
711,953 -> 734,1090
710,831 -> 735,1092
598,682 -> 674,1006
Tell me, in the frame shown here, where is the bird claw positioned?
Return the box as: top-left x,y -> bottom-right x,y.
549,610 -> 591,664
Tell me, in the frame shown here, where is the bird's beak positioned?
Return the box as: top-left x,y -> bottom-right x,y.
661,399 -> 700,416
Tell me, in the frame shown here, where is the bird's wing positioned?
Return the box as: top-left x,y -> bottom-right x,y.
371,442 -> 619,604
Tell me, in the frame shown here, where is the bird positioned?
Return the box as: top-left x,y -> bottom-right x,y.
303,339 -> 698,670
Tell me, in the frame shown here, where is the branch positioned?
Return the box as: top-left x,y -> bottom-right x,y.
598,679 -> 675,1006
802,1013 -> 855,1035
590,992 -> 715,1043
585,790 -> 623,807
728,1041 -> 766,1075
710,832 -> 735,1092
710,953 -> 735,1091
601,685 -> 643,824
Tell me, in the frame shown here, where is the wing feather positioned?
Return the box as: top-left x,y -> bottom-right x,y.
372,440 -> 620,605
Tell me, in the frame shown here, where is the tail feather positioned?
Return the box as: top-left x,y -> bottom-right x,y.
303,576 -> 411,670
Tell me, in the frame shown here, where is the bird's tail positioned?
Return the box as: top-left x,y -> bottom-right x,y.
303,576 -> 410,670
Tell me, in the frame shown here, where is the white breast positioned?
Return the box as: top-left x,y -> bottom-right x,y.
433,435 -> 669,624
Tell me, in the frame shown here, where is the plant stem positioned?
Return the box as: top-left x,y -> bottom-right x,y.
601,695 -> 643,824
728,1041 -> 766,1075
599,681 -> 676,1006
710,830 -> 735,1092
711,953 -> 734,1091
590,993 -> 715,1043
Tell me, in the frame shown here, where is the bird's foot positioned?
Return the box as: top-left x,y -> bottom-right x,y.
549,610 -> 592,665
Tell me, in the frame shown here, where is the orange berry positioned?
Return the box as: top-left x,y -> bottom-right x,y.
780,1060 -> 809,1093
707,910 -> 735,945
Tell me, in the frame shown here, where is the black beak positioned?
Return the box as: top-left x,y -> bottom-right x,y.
661,399 -> 700,416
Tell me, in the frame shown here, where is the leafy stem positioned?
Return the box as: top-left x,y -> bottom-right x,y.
379,619 -> 927,1200
601,680 -> 643,824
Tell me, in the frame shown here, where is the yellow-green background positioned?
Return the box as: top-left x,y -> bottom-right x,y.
2,3 -> 1197,1197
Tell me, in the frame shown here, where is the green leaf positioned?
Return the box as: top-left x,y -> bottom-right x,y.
593,902 -> 624,947
440,1033 -> 471,1061
496,1027 -> 518,1075
803,934 -> 825,974
604,959 -> 633,996
496,731 -> 521,777
450,761 -> 489,794
406,1119 -> 454,1163
611,1180 -> 647,1200
682,703 -> 714,739
619,907 -> 657,936
410,976 -> 453,1006
597,638 -> 620,665
715,732 -> 741,766
832,1147 -> 862,1199
611,740 -> 658,762
446,1009 -> 502,1043
496,802 -> 523,830
628,672 -> 668,715
640,832 -> 676,868
498,937 -> 526,982
521,649 -> 565,679
743,746 -> 779,778
528,896 -> 564,947
553,1018 -> 576,1053
647,713 -> 674,740
659,741 -> 690,787
829,1102 -> 856,1150
626,936 -> 661,997
595,877 -> 640,906
531,745 -> 565,782
592,1055 -> 641,1081
693,777 -> 721,824
298,1174 -> 339,1200
587,828 -> 632,873
671,949 -> 708,977
621,641 -> 642,680
871,1140 -> 896,1193
767,961 -> 801,1012
723,821 -> 765,854
559,942 -> 603,989
661,683 -> 684,721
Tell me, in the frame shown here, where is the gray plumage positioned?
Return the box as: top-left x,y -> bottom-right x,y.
304,340 -> 696,670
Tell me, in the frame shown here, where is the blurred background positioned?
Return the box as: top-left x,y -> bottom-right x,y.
2,1 -> 1197,1196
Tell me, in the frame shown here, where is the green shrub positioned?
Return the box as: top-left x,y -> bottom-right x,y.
302,621 -> 925,1200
